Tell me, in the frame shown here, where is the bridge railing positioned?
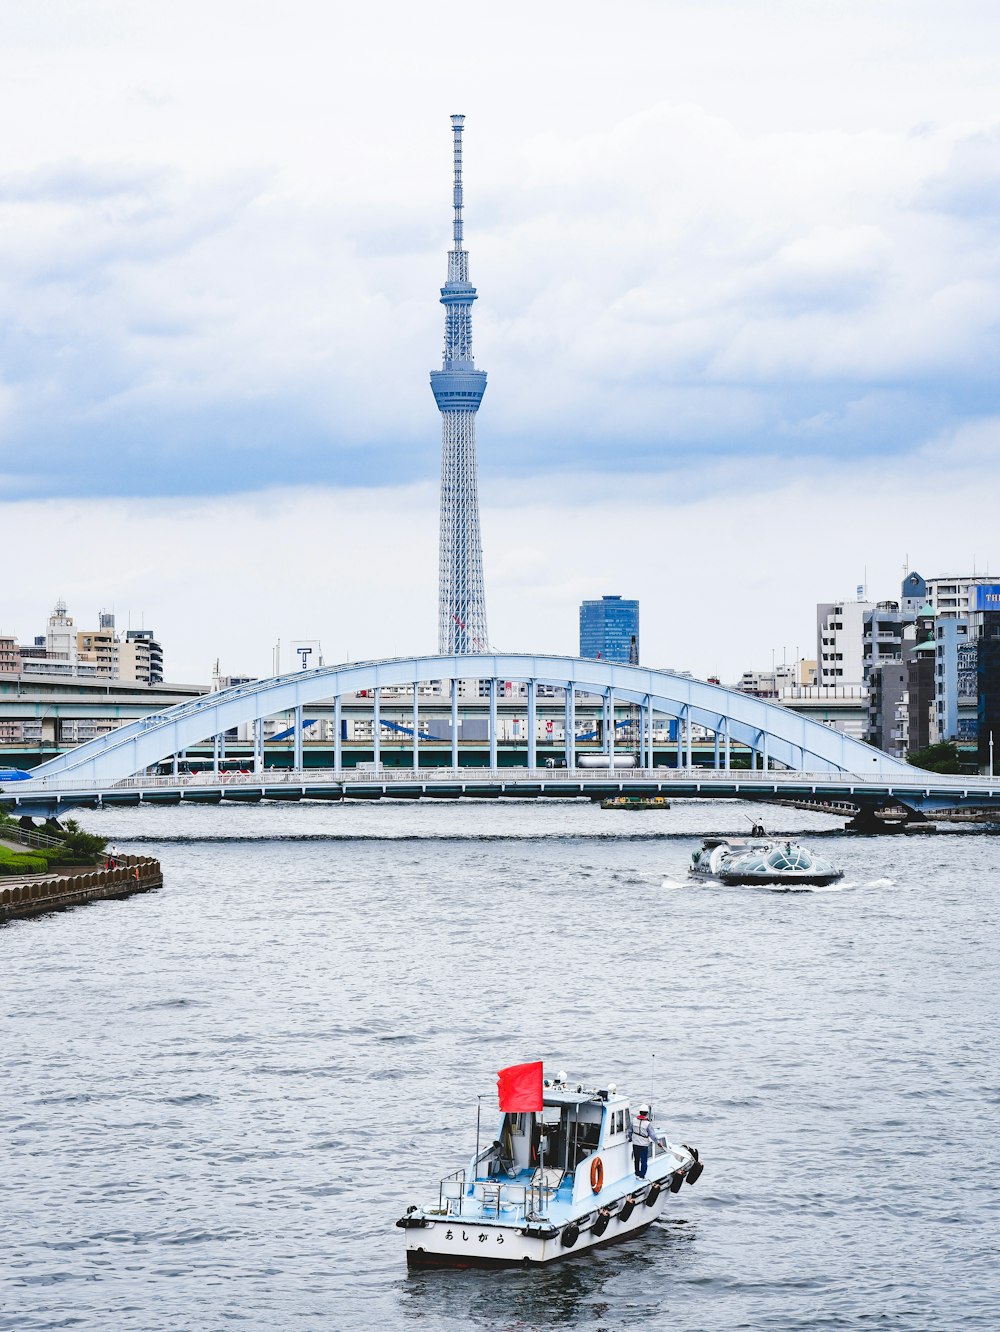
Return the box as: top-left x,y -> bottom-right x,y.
7,766 -> 998,794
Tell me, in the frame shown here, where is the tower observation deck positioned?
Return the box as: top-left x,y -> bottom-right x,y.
431,114 -> 489,654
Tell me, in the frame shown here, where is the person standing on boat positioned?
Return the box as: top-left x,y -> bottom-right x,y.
630,1104 -> 655,1178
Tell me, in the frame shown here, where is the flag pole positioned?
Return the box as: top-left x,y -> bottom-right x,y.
476,1095 -> 482,1176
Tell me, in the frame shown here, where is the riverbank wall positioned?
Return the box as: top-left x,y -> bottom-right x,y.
0,855 -> 163,923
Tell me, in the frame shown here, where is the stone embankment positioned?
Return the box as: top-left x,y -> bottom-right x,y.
0,855 -> 163,923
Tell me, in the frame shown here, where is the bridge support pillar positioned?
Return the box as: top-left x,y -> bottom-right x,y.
213,732 -> 221,776
607,690 -> 615,765
565,686 -> 575,769
412,684 -> 420,772
713,730 -> 720,770
253,719 -> 262,774
644,695 -> 652,768
528,681 -> 537,770
294,705 -> 303,772
334,696 -> 342,771
676,716 -> 682,770
451,679 -> 459,770
685,706 -> 693,768
374,687 -> 381,770
489,678 -> 498,770
725,721 -> 731,771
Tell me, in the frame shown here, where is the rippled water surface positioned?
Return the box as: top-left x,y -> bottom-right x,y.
3,799 -> 999,1331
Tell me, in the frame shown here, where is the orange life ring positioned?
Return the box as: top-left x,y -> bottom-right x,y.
590,1156 -> 604,1193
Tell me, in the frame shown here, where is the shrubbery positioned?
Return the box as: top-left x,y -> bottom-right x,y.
0,845 -> 48,876
0,814 -> 108,873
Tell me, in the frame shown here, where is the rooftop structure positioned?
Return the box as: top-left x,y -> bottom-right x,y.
431,114 -> 489,654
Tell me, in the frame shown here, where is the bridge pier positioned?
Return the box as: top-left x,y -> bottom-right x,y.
845,802 -> 932,834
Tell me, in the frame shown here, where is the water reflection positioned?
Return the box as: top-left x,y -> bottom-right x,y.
398,1219 -> 698,1329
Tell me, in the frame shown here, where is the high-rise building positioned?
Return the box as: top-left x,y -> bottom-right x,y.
45,599 -> 77,664
77,611 -> 119,677
431,114 -> 489,655
907,605 -> 937,755
970,585 -> 1000,769
816,595 -> 876,686
120,628 -> 164,684
579,596 -> 640,663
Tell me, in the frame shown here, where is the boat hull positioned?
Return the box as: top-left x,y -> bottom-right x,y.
719,871 -> 843,886
403,1185 -> 670,1269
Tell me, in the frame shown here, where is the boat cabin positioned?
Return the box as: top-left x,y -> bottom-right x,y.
474,1083 -> 643,1206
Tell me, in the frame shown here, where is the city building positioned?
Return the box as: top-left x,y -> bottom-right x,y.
969,584 -> 1000,770
866,662 -> 908,758
120,628 -> 164,685
932,617 -> 972,743
77,611 -> 119,678
906,605 -> 937,755
816,595 -> 876,686
861,574 -> 928,752
925,575 -> 998,619
45,599 -> 77,664
579,596 -> 640,664
735,664 -> 797,699
431,114 -> 489,655
0,633 -> 19,676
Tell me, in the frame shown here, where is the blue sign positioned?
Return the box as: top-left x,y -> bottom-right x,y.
973,585 -> 1000,611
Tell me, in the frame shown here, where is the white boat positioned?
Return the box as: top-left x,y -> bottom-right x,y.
690,836 -> 842,887
396,1071 -> 703,1269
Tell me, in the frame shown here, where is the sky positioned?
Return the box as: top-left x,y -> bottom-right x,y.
1,0 -> 998,681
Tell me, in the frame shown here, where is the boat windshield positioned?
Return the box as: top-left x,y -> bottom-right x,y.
728,843 -> 827,874
765,844 -> 816,872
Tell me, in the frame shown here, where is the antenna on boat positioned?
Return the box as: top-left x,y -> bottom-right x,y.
650,1052 -> 655,1114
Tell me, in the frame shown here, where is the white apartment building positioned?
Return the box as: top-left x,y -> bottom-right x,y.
45,599 -> 78,663
924,575 -> 998,619
816,598 -> 876,686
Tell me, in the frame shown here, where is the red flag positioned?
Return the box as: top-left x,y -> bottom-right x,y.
497,1061 -> 543,1112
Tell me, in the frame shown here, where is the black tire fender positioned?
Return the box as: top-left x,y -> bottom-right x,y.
560,1222 -> 580,1249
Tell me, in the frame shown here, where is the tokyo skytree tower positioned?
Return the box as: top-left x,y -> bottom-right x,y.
430,114 -> 489,654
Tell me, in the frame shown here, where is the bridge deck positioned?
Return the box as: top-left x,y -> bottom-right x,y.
5,767 -> 1000,817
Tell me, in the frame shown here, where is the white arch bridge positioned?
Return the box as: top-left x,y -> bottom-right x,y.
3,653 -> 998,821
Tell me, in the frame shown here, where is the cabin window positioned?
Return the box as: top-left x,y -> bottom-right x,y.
509,1113 -> 525,1136
616,1109 -> 625,1134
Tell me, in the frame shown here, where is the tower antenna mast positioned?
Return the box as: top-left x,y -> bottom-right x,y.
430,114 -> 490,655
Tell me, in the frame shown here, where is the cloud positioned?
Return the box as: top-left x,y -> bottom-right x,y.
1,436 -> 998,684
0,3 -> 998,501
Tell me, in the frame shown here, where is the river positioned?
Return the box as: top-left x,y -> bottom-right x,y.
3,799 -> 998,1330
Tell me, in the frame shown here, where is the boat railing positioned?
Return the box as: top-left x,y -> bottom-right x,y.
435,1174 -> 541,1221
437,1168 -> 466,1214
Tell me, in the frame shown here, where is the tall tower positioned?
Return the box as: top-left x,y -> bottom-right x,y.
431,114 -> 489,654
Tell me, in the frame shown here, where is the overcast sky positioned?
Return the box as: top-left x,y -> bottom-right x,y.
1,1 -> 998,681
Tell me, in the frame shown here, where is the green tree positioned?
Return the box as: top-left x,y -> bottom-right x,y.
907,741 -> 961,774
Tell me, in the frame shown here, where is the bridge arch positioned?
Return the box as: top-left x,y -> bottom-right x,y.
24,653 -> 916,788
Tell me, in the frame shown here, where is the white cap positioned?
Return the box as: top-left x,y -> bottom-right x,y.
638,1103 -> 650,1114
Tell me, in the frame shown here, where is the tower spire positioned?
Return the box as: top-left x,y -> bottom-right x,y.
431,114 -> 489,655
451,113 -> 464,253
